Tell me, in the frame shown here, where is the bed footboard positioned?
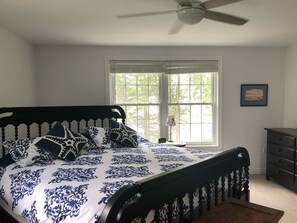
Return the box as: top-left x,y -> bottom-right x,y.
99,147 -> 250,223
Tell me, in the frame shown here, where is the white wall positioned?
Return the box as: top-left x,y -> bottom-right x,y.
284,44 -> 297,127
35,45 -> 286,173
0,26 -> 36,106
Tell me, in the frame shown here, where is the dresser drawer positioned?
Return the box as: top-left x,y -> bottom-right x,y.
268,132 -> 296,147
267,153 -> 294,172
267,143 -> 295,160
267,164 -> 294,187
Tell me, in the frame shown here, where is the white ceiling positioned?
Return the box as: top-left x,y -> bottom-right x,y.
0,0 -> 296,47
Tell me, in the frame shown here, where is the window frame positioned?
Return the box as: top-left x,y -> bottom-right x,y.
105,56 -> 222,149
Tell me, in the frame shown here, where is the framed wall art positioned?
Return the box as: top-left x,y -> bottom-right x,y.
240,84 -> 268,106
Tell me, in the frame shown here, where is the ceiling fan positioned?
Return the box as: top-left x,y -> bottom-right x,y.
117,0 -> 249,34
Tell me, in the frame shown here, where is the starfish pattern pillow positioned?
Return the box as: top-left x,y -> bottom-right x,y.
35,122 -> 88,161
109,120 -> 138,148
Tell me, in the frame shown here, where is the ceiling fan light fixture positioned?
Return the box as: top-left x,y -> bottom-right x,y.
117,0 -> 249,35
177,6 -> 205,25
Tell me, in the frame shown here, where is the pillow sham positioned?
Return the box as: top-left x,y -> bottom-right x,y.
2,137 -> 54,166
79,136 -> 101,155
83,126 -> 125,149
35,122 -> 88,161
109,120 -> 138,148
3,138 -> 31,162
83,126 -> 107,147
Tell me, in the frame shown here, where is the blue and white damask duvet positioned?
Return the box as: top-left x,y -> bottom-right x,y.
0,141 -> 217,223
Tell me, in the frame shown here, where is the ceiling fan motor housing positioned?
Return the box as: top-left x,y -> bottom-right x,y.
177,5 -> 205,25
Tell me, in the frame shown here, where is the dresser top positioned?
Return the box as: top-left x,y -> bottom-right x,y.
265,128 -> 297,137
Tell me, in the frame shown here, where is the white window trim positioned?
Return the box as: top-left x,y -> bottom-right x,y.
105,56 -> 223,151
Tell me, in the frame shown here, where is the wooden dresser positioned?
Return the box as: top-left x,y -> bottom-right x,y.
265,128 -> 297,192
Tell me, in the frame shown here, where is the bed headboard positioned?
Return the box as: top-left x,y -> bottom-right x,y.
0,105 -> 126,157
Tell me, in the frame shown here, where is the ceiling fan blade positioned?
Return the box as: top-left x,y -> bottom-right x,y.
169,20 -> 184,35
204,10 -> 248,25
175,0 -> 191,6
117,10 -> 175,19
201,0 -> 242,10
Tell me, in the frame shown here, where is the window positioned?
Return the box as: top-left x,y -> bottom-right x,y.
108,59 -> 220,146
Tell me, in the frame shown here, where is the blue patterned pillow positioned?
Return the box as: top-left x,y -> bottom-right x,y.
82,126 -> 116,150
109,120 -> 138,148
83,126 -> 107,147
3,138 -> 31,162
3,137 -> 54,166
35,122 -> 88,161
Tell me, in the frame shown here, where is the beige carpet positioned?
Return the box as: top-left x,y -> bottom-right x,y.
249,174 -> 297,223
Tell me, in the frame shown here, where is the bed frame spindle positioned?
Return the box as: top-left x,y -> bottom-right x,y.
77,121 -> 80,133
221,177 -> 225,202
14,126 -> 18,140
214,179 -> 219,206
227,173 -> 232,197
188,193 -> 194,221
1,127 -> 5,156
243,166 -> 250,201
238,169 -> 243,198
232,170 -> 237,198
198,188 -> 203,216
168,201 -> 173,222
26,125 -> 30,138
178,197 -> 184,221
153,208 -> 160,222
38,124 -> 42,137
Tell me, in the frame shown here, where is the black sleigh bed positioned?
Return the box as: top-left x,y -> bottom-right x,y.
0,105 -> 250,223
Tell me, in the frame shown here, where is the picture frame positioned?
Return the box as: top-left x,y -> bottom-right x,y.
240,84 -> 268,106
